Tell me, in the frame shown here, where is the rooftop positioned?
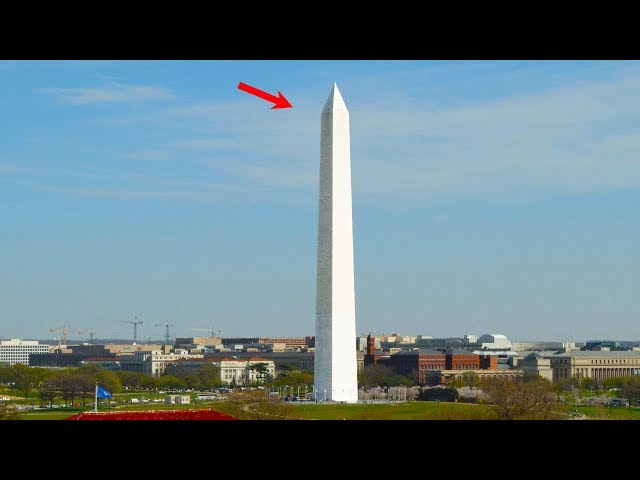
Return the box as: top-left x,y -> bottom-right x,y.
553,350 -> 640,358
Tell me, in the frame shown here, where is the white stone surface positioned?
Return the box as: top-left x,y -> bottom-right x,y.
313,84 -> 358,403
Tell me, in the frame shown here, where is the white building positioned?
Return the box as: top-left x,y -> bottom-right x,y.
477,333 -> 513,351
118,350 -> 204,376
171,357 -> 276,386
165,395 -> 190,405
0,339 -> 50,366
219,358 -> 276,385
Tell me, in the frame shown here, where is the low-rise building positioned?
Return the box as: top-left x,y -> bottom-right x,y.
104,343 -> 169,354
203,350 -> 314,373
31,343 -> 120,367
79,356 -> 121,371
171,357 -> 276,385
165,395 -> 190,405
119,350 -> 204,376
0,339 -> 50,366
514,352 -> 553,381
382,347 -> 499,385
550,350 -> 640,386
259,337 -> 309,349
174,337 -> 223,351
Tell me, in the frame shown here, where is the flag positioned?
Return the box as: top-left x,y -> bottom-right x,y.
96,385 -> 112,399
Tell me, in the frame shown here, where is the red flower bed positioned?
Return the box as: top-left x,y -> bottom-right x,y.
66,409 -> 236,420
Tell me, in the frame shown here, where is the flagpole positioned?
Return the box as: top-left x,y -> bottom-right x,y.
94,382 -> 98,412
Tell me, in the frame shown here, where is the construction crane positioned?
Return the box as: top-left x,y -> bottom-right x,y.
155,322 -> 174,345
123,316 -> 144,344
192,325 -> 222,338
72,328 -> 96,344
49,325 -> 69,348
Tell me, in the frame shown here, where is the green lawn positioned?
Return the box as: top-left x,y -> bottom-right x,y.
16,400 -> 214,420
12,399 -> 640,421
287,401 -> 497,420
578,390 -> 617,398
16,400 -> 496,420
571,405 -> 640,420
18,409 -> 83,420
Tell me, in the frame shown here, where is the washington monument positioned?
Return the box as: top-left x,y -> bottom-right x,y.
313,83 -> 358,403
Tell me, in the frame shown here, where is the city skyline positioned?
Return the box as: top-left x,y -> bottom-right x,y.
1,60 -> 639,341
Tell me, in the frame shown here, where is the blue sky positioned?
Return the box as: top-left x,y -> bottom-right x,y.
1,60 -> 639,342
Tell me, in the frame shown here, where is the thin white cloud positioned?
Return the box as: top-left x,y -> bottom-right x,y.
216,161 -> 316,190
0,163 -> 35,175
4,162 -> 256,203
25,179 -> 258,203
344,66 -> 640,203
24,64 -> 640,207
39,82 -> 175,104
169,138 -> 244,150
159,68 -> 640,204
124,150 -> 173,160
169,103 -> 239,116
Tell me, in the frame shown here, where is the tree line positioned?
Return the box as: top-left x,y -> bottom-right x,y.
0,362 -> 225,407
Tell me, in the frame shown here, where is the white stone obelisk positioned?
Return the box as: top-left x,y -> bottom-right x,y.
313,83 -> 358,403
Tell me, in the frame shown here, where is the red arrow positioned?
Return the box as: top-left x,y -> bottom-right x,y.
237,82 -> 292,109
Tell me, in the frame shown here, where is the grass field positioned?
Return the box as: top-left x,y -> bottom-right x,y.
16,401 -> 214,420
13,400 -> 640,421
287,401 -> 498,420
572,405 -> 640,420
17,400 -> 497,420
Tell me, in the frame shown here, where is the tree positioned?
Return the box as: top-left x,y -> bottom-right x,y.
116,371 -> 146,390
139,374 -> 158,391
272,370 -> 313,388
162,363 -> 224,390
52,370 -> 86,406
457,386 -> 487,403
0,401 -> 19,420
554,377 -> 574,394
77,374 -> 96,406
10,364 -> 42,399
603,377 -> 625,390
38,381 -> 58,408
448,372 -> 480,389
461,371 -> 480,388
248,362 -> 273,385
0,364 -> 13,385
78,363 -> 104,376
581,377 -> 595,392
198,364 -> 223,389
621,376 -> 640,407
387,386 -> 413,402
406,386 -> 421,401
158,375 -> 187,391
358,388 -> 372,402
362,386 -> 385,402
358,364 -> 415,388
481,376 -> 561,420
95,370 -> 122,395
274,362 -> 296,376
417,386 -> 459,403
224,390 -> 293,420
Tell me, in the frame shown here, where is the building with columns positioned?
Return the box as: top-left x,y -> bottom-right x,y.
171,357 -> 276,385
550,350 -> 640,386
